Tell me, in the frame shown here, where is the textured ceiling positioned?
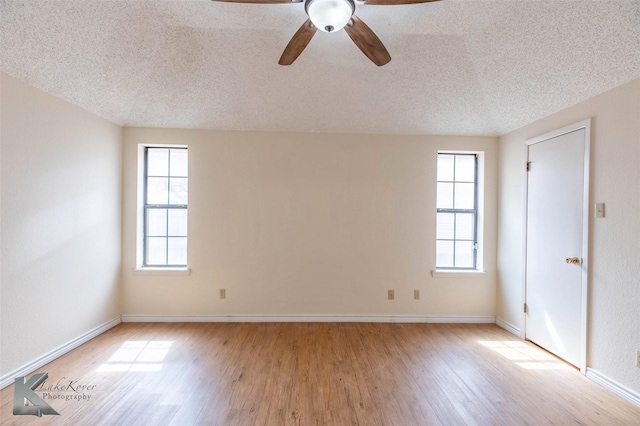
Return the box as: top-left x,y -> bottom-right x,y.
1,0 -> 639,136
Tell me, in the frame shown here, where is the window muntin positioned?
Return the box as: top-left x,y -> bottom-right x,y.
436,153 -> 477,269
144,147 -> 188,267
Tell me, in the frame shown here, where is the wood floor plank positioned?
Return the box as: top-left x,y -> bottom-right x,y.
1,323 -> 639,425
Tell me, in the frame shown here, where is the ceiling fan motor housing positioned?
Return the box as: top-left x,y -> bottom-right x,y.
305,0 -> 355,33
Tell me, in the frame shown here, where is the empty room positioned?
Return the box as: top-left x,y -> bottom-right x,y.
1,0 -> 639,424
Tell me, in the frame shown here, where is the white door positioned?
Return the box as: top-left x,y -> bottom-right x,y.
525,121 -> 589,369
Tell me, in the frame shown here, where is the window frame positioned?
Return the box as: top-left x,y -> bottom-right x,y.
142,146 -> 188,268
436,152 -> 479,270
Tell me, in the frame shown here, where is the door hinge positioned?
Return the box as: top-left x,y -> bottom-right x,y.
524,303 -> 528,313
526,161 -> 531,172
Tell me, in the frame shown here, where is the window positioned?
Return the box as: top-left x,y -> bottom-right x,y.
436,153 -> 478,269
143,147 -> 188,267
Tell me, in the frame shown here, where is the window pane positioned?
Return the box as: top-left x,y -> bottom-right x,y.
147,237 -> 167,265
437,182 -> 453,209
147,148 -> 169,176
147,177 -> 169,204
168,237 -> 187,265
454,182 -> 475,209
455,241 -> 475,268
170,149 -> 188,177
168,209 -> 187,236
147,209 -> 167,236
455,155 -> 476,182
437,154 -> 454,181
144,146 -> 188,267
436,241 -> 454,268
436,213 -> 454,240
169,178 -> 188,205
436,153 -> 479,270
455,213 -> 474,240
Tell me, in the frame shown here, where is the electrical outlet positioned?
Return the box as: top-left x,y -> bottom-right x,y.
414,290 -> 420,300
219,288 -> 226,299
388,290 -> 394,300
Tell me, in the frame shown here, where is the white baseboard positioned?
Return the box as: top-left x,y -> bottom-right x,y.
586,368 -> 640,408
495,317 -> 521,336
0,316 -> 121,390
121,314 -> 496,324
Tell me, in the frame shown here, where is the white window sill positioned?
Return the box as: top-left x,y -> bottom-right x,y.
431,270 -> 486,279
132,267 -> 191,276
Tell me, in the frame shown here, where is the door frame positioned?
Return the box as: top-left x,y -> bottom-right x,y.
521,118 -> 591,373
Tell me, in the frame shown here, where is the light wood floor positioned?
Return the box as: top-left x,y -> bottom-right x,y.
1,323 -> 639,425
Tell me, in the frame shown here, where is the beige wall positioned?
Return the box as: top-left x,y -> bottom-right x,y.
122,128 -> 498,319
497,78 -> 640,393
0,73 -> 122,377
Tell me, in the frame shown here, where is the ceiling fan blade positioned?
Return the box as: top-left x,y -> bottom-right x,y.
211,0 -> 302,4
344,15 -> 391,66
279,19 -> 318,65
360,0 -> 440,4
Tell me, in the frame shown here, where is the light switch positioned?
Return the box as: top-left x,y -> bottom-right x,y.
595,203 -> 605,218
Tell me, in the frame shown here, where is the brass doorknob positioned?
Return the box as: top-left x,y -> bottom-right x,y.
565,257 -> 581,265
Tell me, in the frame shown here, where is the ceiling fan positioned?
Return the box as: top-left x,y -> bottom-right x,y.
211,0 -> 441,66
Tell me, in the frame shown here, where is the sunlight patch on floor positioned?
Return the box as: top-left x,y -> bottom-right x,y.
477,340 -> 572,370
97,341 -> 173,372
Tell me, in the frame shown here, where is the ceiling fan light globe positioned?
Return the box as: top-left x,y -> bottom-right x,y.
306,0 -> 355,33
